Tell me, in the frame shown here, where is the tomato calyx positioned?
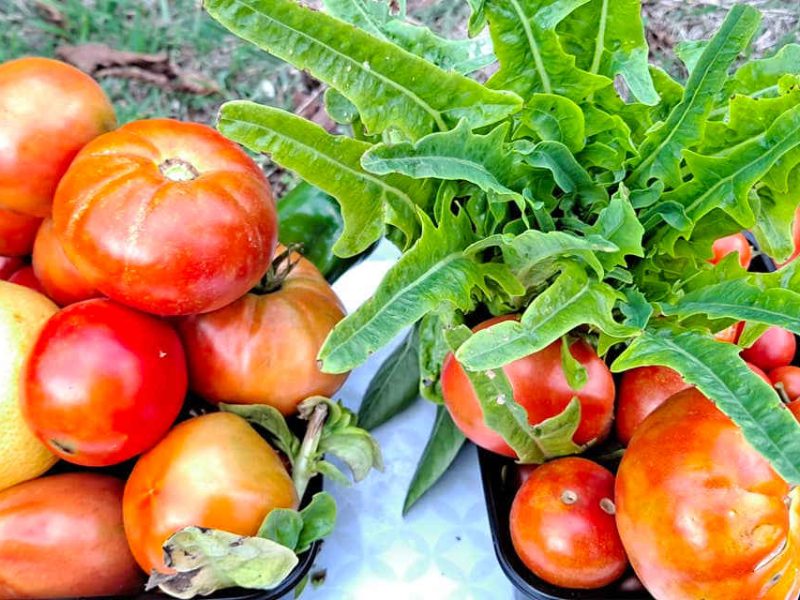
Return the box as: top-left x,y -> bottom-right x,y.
253,243 -> 304,294
159,158 -> 200,182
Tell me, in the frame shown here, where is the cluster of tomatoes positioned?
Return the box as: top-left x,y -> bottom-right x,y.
0,57 -> 347,599
441,234 -> 800,597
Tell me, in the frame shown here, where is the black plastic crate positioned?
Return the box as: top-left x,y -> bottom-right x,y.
477,248 -> 797,599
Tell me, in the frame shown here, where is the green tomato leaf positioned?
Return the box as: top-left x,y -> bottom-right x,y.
674,39 -> 708,76
628,5 -> 761,188
560,335 -> 588,391
753,176 -> 800,264
418,311 -> 461,403
219,403 -> 300,464
358,327 -> 421,430
218,101 -> 431,257
323,88 -> 359,125
148,527 -> 299,599
484,0 -> 610,102
611,327 -> 800,484
297,492 -> 337,553
402,405 -> 466,515
557,0 -> 658,104
323,0 -> 496,74
319,429 -> 383,483
586,188 -> 644,269
724,43 -> 800,100
518,93 -> 586,153
319,208 -> 523,373
517,140 -> 607,207
456,262 -> 640,370
662,278 -> 800,334
206,0 -> 521,140
258,509 -> 303,550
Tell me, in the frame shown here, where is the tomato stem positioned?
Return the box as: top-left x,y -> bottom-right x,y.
254,243 -> 304,294
159,158 -> 200,182
292,402 -> 328,500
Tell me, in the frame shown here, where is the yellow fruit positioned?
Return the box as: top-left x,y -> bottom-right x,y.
0,281 -> 58,491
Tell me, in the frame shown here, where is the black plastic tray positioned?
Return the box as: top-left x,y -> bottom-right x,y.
477,248 -> 798,600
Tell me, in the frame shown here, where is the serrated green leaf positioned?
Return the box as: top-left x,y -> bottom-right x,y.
654,102 -> 800,251
753,175 -> 800,263
662,278 -> 800,334
518,93 -> 586,152
297,492 -> 337,553
207,0 -> 521,140
362,121 -> 530,201
319,209 -> 523,373
724,43 -> 800,100
149,527 -> 298,599
587,189 -> 644,269
218,101 -> 431,256
560,335 -> 588,390
628,5 -> 761,188
358,327 -> 420,430
323,0 -> 496,74
418,311 -> 460,403
675,40 -> 708,76
484,0 -> 610,101
611,328 -> 800,484
456,262 -> 639,369
518,140 -> 607,207
557,0 -> 658,104
402,405 -> 466,515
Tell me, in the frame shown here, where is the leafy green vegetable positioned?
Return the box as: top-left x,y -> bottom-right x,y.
403,405 -> 466,515
260,492 -> 338,554
359,327 -> 421,430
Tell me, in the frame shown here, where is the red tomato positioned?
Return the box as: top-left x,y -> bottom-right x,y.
510,457 -> 627,589
0,257 -> 23,281
32,218 -> 99,306
21,298 -> 186,466
123,412 -> 298,574
0,473 -> 142,599
747,362 -> 772,384
709,233 -> 752,269
179,247 -> 347,415
8,267 -> 44,295
741,326 -> 797,372
616,388 -> 800,599
615,366 -> 690,446
442,316 -> 615,457
713,321 -> 743,344
0,58 -> 116,217
52,119 -> 277,316
0,208 -> 41,256
770,366 -> 800,401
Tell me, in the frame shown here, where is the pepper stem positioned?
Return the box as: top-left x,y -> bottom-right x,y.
292,402 -> 328,500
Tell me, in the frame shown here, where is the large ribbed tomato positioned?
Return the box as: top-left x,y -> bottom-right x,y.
0,58 -> 116,217
21,299 -> 187,466
32,219 -> 99,306
178,247 -> 347,415
0,208 -> 41,256
442,316 -> 615,457
616,388 -> 800,599
52,119 -> 277,316
123,412 -> 298,574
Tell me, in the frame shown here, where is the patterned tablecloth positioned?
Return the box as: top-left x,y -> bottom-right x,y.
304,240 -> 515,600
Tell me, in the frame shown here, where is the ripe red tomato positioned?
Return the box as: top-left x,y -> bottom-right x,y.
0,208 -> 41,256
0,257 -> 23,281
8,267 -> 44,295
123,412 -> 298,574
32,218 -> 99,306
770,366 -> 800,401
21,298 -> 186,466
178,247 -> 347,415
615,366 -> 690,446
616,388 -> 800,599
709,233 -> 752,269
0,473 -> 143,598
510,457 -> 627,589
747,361 -> 772,384
0,58 -> 116,217
442,316 -> 615,457
741,326 -> 797,372
52,119 -> 278,316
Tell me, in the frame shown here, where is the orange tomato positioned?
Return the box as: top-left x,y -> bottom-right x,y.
32,219 -> 99,306
0,208 -> 41,256
123,412 -> 298,573
0,58 -> 116,217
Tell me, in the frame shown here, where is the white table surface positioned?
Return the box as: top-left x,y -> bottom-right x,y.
304,240 -> 515,600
